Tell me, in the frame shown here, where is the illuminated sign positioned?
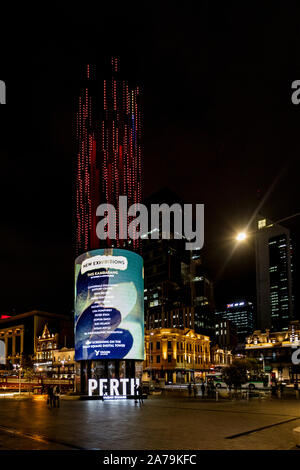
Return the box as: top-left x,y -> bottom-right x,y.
0,340 -> 5,365
88,377 -> 140,397
227,301 -> 245,308
75,248 -> 144,361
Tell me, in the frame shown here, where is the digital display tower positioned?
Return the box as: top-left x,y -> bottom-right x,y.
75,58 -> 143,397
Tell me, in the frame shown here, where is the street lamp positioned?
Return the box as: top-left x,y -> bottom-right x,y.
236,232 -> 247,242
235,212 -> 300,243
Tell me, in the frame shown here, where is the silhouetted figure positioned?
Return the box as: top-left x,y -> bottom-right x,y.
47,386 -> 54,408
54,385 -> 60,408
201,382 -> 205,398
193,383 -> 197,398
188,383 -> 192,397
279,382 -> 284,398
134,384 -> 138,403
137,385 -> 143,404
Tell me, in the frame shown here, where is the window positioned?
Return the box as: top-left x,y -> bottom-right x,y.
156,341 -> 160,350
156,355 -> 160,363
258,219 -> 266,229
168,341 -> 172,349
168,355 -> 172,363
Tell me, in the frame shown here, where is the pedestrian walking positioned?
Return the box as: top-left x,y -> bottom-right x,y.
201,382 -> 205,398
47,386 -> 54,408
279,382 -> 284,399
137,384 -> 143,404
54,385 -> 60,408
193,383 -> 197,398
211,382 -> 216,399
188,383 -> 192,397
207,380 -> 212,398
271,382 -> 277,397
134,384 -> 138,403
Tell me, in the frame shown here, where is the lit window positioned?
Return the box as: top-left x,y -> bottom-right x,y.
258,219 -> 266,229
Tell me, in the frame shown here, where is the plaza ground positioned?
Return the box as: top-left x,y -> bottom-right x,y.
0,393 -> 299,450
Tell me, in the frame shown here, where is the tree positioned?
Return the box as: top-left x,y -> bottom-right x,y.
222,358 -> 263,392
23,367 -> 35,394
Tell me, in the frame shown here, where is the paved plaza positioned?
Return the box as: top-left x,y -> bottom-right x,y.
0,394 -> 299,450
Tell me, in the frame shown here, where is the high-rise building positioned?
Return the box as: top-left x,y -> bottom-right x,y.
215,301 -> 254,342
214,319 -> 238,350
255,216 -> 294,331
143,189 -> 215,336
76,58 -> 142,255
190,251 -> 215,336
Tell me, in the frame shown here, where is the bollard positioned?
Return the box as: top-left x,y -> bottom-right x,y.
247,390 -> 249,401
296,390 -> 299,400
216,390 -> 218,401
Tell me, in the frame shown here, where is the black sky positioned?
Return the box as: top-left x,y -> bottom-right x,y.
1,4 -> 300,315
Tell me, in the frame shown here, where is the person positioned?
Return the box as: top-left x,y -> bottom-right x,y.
193,383 -> 197,398
201,382 -> 205,398
137,384 -> 143,404
279,382 -> 284,398
211,382 -> 216,398
188,383 -> 192,397
47,386 -> 54,408
134,384 -> 138,403
54,385 -> 60,408
207,380 -> 212,398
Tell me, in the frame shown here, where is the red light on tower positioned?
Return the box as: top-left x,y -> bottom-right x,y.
75,58 -> 142,255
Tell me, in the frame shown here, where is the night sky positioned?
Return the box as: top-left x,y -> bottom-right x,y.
1,5 -> 300,315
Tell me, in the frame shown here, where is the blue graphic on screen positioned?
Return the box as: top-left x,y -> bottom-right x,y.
75,248 -> 144,361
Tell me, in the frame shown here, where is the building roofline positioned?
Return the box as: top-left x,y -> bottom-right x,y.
0,310 -> 71,325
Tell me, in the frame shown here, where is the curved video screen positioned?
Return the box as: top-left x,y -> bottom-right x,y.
75,248 -> 144,361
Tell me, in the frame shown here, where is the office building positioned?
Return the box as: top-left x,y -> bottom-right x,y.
255,216 -> 294,331
215,301 -> 254,342
214,319 -> 238,350
143,189 -> 215,336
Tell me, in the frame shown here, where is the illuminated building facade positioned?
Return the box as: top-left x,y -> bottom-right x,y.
0,311 -> 73,369
35,324 -> 58,367
76,57 -> 142,255
245,320 -> 300,384
52,348 -> 77,383
255,217 -> 294,331
211,345 -> 233,368
143,328 -> 211,384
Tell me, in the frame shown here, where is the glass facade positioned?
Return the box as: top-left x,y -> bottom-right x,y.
215,301 -> 254,341
269,234 -> 293,331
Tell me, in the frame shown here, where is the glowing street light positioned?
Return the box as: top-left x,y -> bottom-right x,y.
236,232 -> 247,242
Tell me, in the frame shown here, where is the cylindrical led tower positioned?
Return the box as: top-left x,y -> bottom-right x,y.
74,248 -> 144,397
